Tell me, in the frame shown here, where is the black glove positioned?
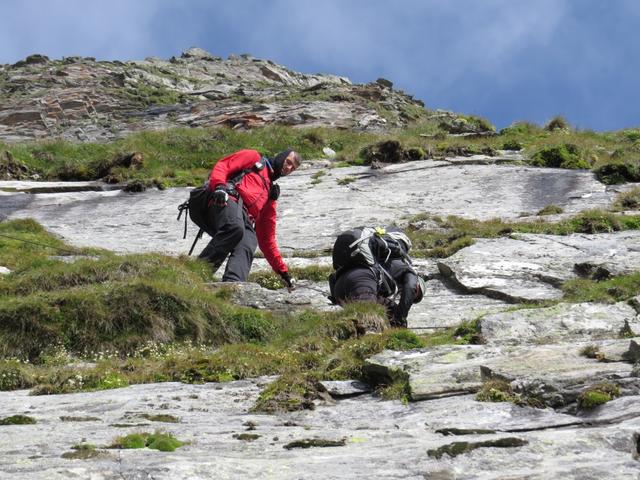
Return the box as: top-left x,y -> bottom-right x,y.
280,271 -> 296,292
212,186 -> 229,207
269,183 -> 280,201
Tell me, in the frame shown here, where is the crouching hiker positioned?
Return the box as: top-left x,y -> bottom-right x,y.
179,149 -> 301,289
328,226 -> 425,327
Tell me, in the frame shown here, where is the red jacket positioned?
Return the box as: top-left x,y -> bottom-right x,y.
209,149 -> 288,275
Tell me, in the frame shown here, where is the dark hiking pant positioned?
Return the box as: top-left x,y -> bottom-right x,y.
198,199 -> 257,282
330,267 -> 395,319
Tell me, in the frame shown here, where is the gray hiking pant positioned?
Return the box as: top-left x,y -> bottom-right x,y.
198,198 -> 257,282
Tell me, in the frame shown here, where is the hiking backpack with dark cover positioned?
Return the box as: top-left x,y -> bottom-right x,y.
330,226 -> 398,299
332,227 -> 388,272
381,227 -> 412,263
186,186 -> 213,232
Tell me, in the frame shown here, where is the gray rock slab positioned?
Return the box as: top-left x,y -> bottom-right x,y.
409,279 -> 510,330
320,380 -> 372,397
442,152 -> 523,165
577,395 -> 640,424
0,162 -> 622,255
438,231 -> 640,303
253,256 -> 333,270
480,302 -> 640,346
2,380 -> 640,479
366,340 -> 636,402
447,425 -> 640,480
594,337 -> 640,363
207,281 -> 337,313
481,340 -> 637,407
422,394 -> 580,433
365,345 -> 493,399
0,180 -> 121,194
630,295 -> 640,313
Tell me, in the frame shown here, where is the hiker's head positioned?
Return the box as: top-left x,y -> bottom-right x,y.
414,276 -> 426,304
272,150 -> 301,179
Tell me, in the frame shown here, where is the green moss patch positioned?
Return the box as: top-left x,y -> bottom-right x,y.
60,416 -> 101,422
420,320 -> 483,348
427,437 -> 528,459
253,372 -> 324,413
384,329 -> 425,350
249,265 -> 333,290
577,382 -> 620,410
110,431 -> 184,452
530,144 -> 590,169
233,433 -> 261,441
562,272 -> 640,304
537,204 -> 564,216
579,345 -> 605,361
61,444 -> 106,460
283,438 -> 346,449
140,414 -> 180,423
475,379 -> 518,403
613,187 -> 640,211
475,379 -> 544,408
0,414 -> 37,425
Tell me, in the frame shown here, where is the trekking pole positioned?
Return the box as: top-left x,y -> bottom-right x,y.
0,233 -> 81,256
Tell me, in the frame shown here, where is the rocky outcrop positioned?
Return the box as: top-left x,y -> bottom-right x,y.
209,281 -> 336,314
365,339 -> 640,404
479,302 -> 640,346
437,231 -> 640,303
0,48 -> 428,142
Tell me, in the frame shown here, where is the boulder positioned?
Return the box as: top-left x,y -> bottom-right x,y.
438,232 -> 640,303
409,279 -> 510,330
480,302 -> 640,346
180,47 -> 216,61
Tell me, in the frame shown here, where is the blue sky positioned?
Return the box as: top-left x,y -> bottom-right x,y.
2,0 -> 639,131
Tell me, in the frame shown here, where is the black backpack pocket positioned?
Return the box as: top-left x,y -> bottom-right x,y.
187,186 -> 213,232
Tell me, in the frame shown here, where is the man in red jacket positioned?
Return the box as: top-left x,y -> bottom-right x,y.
199,149 -> 301,290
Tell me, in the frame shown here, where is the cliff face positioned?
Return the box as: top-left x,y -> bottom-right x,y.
0,47 -> 427,143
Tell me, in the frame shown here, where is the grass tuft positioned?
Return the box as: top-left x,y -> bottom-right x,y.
577,382 -> 620,410
110,431 -> 184,452
0,414 -> 37,425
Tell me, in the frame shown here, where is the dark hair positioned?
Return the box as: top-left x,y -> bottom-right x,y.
271,149 -> 301,179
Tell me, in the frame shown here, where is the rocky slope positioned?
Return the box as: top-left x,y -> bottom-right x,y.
0,47 -> 431,143
1,151 -> 640,478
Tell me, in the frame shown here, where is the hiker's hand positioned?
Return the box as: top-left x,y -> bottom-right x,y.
280,272 -> 296,292
212,187 -> 229,207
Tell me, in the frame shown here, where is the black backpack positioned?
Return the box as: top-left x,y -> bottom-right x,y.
176,186 -> 213,255
330,226 -> 397,300
332,227 -> 390,272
